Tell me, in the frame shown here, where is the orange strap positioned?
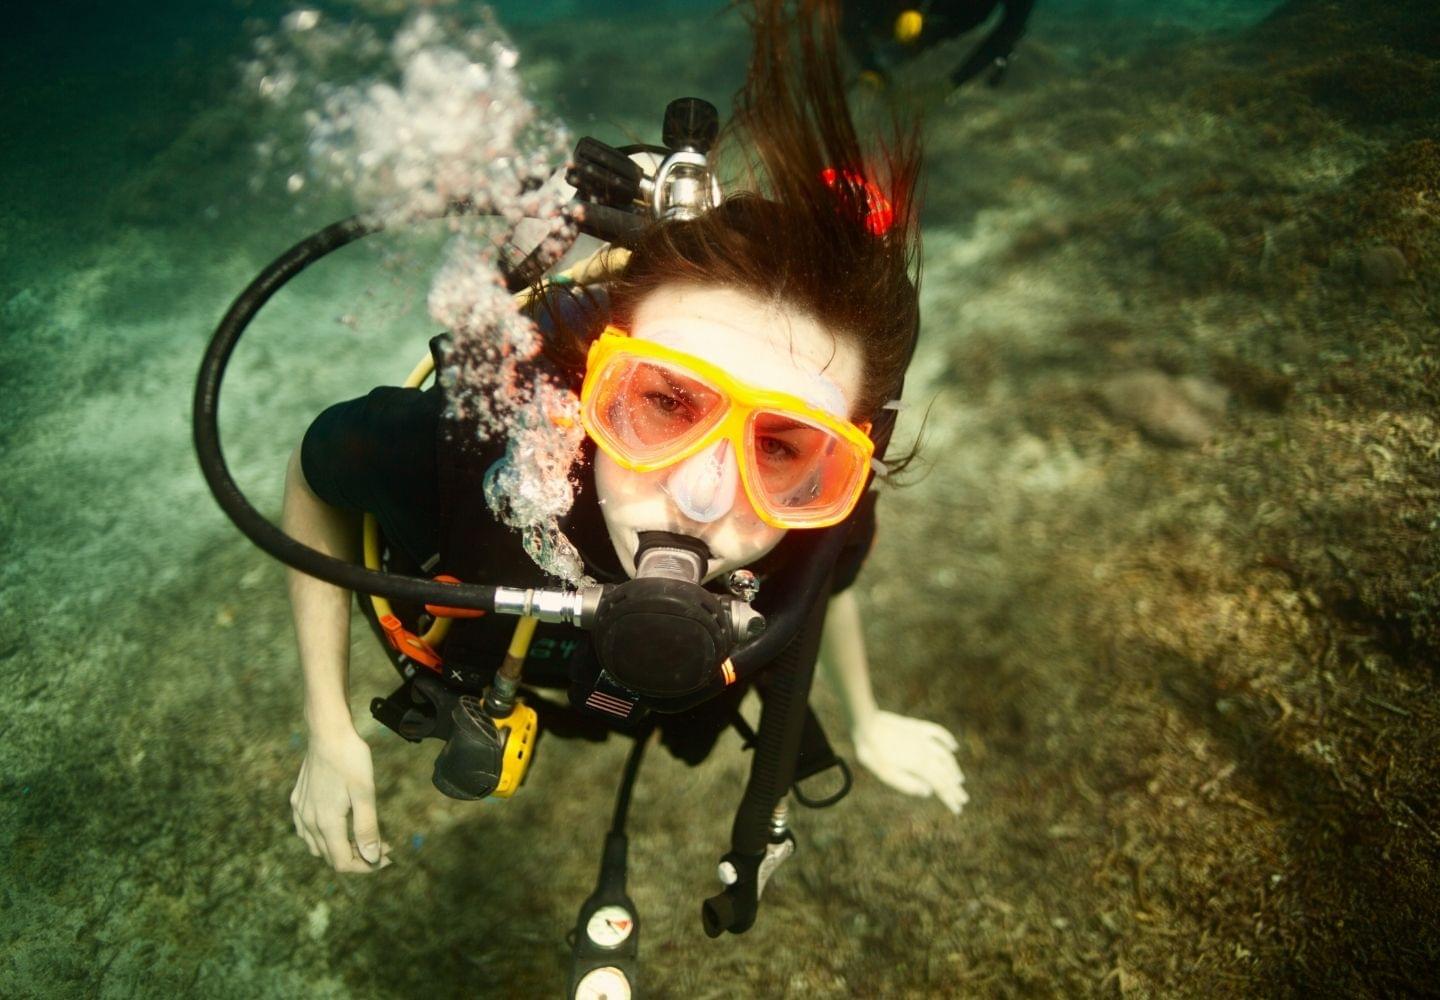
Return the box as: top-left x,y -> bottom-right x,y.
380,576 -> 488,673
379,614 -> 442,672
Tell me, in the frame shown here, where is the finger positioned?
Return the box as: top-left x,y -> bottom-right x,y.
918,721 -> 959,752
320,811 -> 384,875
896,715 -> 956,748
350,789 -> 383,865
859,746 -> 933,797
934,777 -> 960,813
924,744 -> 965,786
311,822 -> 335,868
317,813 -> 354,872
934,765 -> 969,814
299,826 -> 322,858
339,842 -> 380,875
880,766 -> 932,798
901,748 -> 958,793
937,784 -> 965,815
290,771 -> 309,833
300,809 -> 328,862
323,841 -> 375,875
927,765 -> 968,810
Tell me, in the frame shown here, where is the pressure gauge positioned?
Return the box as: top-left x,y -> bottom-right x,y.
584,905 -> 635,949
574,965 -> 632,1000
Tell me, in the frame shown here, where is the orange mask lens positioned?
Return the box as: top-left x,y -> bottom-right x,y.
588,357 -> 726,462
748,410 -> 869,525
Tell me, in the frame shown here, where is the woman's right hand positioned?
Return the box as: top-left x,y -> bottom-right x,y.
290,727 -> 392,873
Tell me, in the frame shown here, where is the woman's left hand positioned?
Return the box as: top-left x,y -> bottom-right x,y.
853,710 -> 968,815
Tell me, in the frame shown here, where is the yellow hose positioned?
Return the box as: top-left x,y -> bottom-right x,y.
506,614 -> 540,662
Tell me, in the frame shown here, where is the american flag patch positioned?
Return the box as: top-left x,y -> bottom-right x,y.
584,689 -> 636,719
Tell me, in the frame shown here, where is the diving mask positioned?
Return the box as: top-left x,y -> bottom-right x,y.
580,328 -> 874,530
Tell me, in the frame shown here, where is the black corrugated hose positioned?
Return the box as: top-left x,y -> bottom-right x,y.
701,584 -> 830,937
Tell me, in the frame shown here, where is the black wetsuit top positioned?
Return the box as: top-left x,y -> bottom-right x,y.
843,0 -> 1035,88
300,292 -> 876,762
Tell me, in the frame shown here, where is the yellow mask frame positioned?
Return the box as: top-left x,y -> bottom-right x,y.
580,326 -> 874,530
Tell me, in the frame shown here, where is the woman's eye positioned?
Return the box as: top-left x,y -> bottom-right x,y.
758,435 -> 800,460
644,391 -> 690,418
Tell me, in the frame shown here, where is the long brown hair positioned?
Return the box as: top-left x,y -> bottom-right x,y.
553,0 -> 922,429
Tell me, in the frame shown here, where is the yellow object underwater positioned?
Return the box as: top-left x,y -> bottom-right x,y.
490,701 -> 539,797
894,9 -> 924,44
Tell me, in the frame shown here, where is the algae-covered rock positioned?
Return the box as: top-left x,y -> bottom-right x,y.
1332,140 -> 1440,259
1358,244 -> 1410,287
1098,370 -> 1228,447
1297,48 -> 1440,125
1175,374 -> 1230,420
1157,217 -> 1231,287
1212,353 -> 1294,411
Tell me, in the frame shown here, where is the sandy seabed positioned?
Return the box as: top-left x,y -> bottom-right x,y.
2,1 -> 1437,996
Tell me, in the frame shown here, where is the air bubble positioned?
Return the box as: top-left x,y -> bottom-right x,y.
265,10 -> 589,583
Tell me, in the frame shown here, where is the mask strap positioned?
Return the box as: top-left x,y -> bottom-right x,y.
868,399 -> 905,489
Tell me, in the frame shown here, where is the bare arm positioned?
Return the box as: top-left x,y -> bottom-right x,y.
282,445 -> 390,872
820,589 -> 968,815
819,589 -> 880,729
282,446 -> 359,739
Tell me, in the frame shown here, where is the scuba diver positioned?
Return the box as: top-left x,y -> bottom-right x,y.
841,0 -> 1036,90
195,0 -> 963,993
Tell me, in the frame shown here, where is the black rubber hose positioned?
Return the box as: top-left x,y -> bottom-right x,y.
701,590 -> 827,935
700,892 -> 735,937
732,594 -> 826,856
728,521 -> 847,676
192,200 -> 568,611
611,724 -> 654,837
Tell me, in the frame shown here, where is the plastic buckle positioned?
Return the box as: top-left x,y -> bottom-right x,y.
379,614 -> 443,672
424,574 -> 486,620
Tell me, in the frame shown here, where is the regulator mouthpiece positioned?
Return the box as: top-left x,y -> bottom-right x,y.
590,532 -> 762,703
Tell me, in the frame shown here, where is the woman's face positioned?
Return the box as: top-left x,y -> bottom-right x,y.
594,284 -> 866,581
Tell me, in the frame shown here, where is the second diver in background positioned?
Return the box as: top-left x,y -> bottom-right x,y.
842,0 -> 1036,91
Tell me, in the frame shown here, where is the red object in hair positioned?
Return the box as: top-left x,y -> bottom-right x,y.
820,166 -> 896,236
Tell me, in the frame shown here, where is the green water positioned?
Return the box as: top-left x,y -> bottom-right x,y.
4,2 -> 1437,996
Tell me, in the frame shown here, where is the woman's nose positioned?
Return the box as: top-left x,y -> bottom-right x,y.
663,438 -> 740,524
